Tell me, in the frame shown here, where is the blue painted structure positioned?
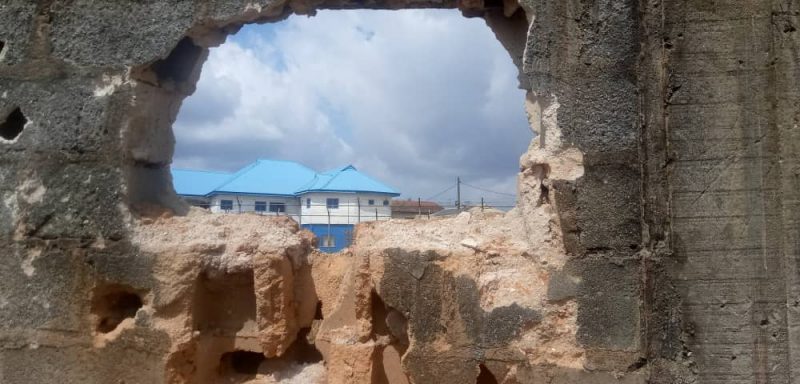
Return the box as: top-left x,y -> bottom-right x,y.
172,159 -> 399,197
171,169 -> 232,197
296,165 -> 398,195
302,224 -> 353,253
171,159 -> 400,253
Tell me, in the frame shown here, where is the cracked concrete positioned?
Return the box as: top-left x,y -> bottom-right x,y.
1,0 -> 799,383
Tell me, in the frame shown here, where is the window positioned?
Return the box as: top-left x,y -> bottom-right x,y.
220,199 -> 233,211
368,199 -> 375,205
321,235 -> 336,248
306,198 -> 311,209
383,200 -> 389,206
326,198 -> 339,209
269,202 -> 286,213
254,201 -> 266,212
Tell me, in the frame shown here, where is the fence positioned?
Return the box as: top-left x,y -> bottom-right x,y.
184,200 -> 393,222
184,199 -> 517,222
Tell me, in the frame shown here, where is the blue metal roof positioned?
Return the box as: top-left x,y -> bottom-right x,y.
296,165 -> 400,196
214,159 -> 317,196
171,169 -> 232,196
171,160 -> 400,197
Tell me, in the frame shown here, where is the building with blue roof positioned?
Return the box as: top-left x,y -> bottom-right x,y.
171,159 -> 400,252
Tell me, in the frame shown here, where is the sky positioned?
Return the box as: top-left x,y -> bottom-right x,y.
172,9 -> 531,207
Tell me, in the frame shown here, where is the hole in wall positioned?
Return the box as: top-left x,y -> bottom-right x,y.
151,37 -> 204,85
218,328 -> 325,381
314,301 -> 324,320
0,107 -> 27,141
371,289 -> 391,338
132,37 -> 205,90
370,290 -> 409,351
122,8 -> 535,225
476,364 -> 499,384
370,290 -> 411,384
626,357 -> 648,372
192,270 -> 256,333
219,350 -> 265,376
0,41 -> 6,60
283,327 -> 324,365
91,283 -> 144,333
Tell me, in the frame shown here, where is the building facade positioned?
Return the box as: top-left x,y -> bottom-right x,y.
172,160 -> 399,252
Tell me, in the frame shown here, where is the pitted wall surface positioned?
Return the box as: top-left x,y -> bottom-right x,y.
0,1 -> 797,383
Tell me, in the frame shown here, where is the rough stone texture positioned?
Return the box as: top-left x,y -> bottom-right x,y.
639,1 -> 800,383
1,0 -> 799,383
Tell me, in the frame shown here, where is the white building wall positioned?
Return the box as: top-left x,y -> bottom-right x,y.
209,194 -> 301,222
299,192 -> 393,225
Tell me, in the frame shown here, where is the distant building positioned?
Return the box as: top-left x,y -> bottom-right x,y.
390,199 -> 444,219
171,159 -> 400,252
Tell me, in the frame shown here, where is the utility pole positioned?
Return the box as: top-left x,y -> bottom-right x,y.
456,177 -> 461,210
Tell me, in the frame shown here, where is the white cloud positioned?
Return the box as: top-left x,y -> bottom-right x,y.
173,9 -> 531,204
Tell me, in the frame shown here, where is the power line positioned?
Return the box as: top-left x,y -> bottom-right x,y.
425,184 -> 457,201
460,181 -> 517,197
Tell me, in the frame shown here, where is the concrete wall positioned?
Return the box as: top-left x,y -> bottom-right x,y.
299,192 -> 392,225
302,223 -> 353,252
203,192 -> 393,226
0,0 -> 798,383
639,1 -> 800,382
209,193 -> 300,221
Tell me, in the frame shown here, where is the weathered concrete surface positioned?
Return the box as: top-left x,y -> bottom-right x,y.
639,2 -> 800,383
1,0 -> 798,383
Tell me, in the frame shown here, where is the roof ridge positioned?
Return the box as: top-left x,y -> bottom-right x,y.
212,160 -> 261,191
346,166 -> 400,195
176,159 -> 399,197
317,164 -> 353,190
294,173 -> 322,194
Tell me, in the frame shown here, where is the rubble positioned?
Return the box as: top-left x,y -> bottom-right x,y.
115,193 -> 590,383
3,0 -> 796,383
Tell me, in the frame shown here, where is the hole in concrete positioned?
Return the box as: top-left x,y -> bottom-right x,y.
285,327 -> 324,364
626,357 -> 648,372
91,284 -> 144,333
314,301 -> 324,320
150,37 -> 204,86
371,290 -> 391,337
476,364 -> 498,384
370,290 -> 411,384
192,270 -> 256,333
0,107 -> 27,141
156,9 -> 532,227
235,327 -> 324,379
539,183 -> 550,205
219,350 -> 265,376
370,290 -> 409,351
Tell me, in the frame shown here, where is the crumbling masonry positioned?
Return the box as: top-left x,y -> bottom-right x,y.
1,1 -> 799,383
